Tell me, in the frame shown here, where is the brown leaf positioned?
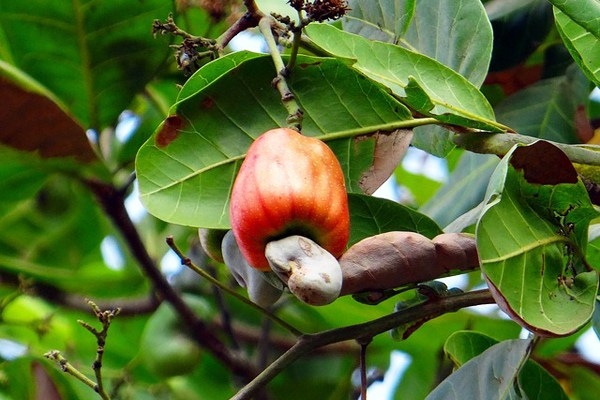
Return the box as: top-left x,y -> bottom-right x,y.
0,77 -> 97,163
509,140 -> 577,185
356,129 -> 413,194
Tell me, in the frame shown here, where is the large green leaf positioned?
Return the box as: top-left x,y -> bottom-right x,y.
421,152 -> 499,228
549,0 -> 600,39
304,23 -> 502,132
0,146 -> 50,215
0,0 -> 172,129
554,6 -> 600,86
348,193 -> 442,246
345,0 -> 492,87
0,178 -> 147,298
477,141 -> 599,336
444,331 -> 568,400
344,0 -> 494,157
426,338 -> 533,399
494,65 -> 590,144
136,52 -> 413,228
343,0 -> 416,43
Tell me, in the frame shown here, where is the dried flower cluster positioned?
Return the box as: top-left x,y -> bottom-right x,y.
289,0 -> 350,22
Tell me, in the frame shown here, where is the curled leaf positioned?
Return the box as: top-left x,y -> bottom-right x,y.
356,129 -> 413,194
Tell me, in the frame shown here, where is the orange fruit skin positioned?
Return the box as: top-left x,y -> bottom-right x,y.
229,128 -> 350,271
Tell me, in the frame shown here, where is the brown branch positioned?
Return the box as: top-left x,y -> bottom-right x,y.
0,272 -> 159,316
84,179 -> 257,381
231,289 -> 496,400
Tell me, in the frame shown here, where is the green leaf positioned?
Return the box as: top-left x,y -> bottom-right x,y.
343,0 -> 494,157
0,178 -> 147,298
570,365 -> 600,400
394,167 -> 442,207
345,0 -> 492,88
477,141 -> 599,336
426,338 -> 533,399
444,330 -> 502,365
494,65 -> 590,144
400,0 -> 492,88
421,152 -> 499,228
136,52 -> 413,228
0,146 -> 49,215
549,0 -> 600,39
0,0 -> 172,129
348,193 -> 443,246
554,6 -> 600,86
1,357 -> 88,400
344,0 -> 416,42
304,23 -> 502,131
444,331 -> 569,400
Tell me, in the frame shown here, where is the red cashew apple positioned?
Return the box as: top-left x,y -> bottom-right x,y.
229,128 -> 350,272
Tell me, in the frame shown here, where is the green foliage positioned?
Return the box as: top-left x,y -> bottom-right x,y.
0,0 -> 599,399
478,141 -> 599,336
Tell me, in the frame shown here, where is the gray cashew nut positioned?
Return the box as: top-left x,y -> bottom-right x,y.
266,235 -> 343,306
221,231 -> 283,308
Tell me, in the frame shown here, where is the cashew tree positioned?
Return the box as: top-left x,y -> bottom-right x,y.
1,0 -> 599,399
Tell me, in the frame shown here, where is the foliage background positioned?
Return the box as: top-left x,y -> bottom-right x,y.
0,0 -> 599,399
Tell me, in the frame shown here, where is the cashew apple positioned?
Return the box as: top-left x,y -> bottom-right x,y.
229,128 -> 350,271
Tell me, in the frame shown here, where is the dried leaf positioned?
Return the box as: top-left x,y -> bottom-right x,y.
0,75 -> 96,163
357,129 -> 413,194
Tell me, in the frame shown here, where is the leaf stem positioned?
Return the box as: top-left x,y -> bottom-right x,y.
166,236 -> 303,337
316,118 -> 441,141
258,16 -> 304,130
230,289 -> 495,399
285,10 -> 304,71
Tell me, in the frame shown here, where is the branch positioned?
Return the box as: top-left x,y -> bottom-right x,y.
231,289 -> 495,400
45,351 -> 102,395
77,301 -> 120,399
85,179 -> 257,381
215,9 -> 264,51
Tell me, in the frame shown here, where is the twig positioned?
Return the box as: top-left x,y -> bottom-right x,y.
258,16 -> 304,130
78,300 -> 120,399
44,301 -> 119,400
358,338 -> 372,400
205,260 -> 242,351
44,351 -> 102,396
215,9 -> 264,52
166,236 -> 303,337
285,8 -> 304,71
230,289 -> 496,399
